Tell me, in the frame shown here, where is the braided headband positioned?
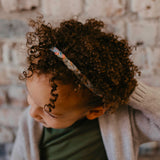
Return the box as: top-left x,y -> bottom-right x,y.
50,47 -> 104,99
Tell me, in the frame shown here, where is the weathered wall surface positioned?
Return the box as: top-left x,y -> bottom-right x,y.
0,0 -> 160,159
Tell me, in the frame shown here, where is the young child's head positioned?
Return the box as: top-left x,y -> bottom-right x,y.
22,16 -> 140,129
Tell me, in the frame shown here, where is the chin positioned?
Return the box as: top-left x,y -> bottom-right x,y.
58,124 -> 74,129
42,122 -> 74,129
48,124 -> 71,129
40,122 -> 49,128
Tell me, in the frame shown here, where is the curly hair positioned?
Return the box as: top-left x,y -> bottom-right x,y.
21,16 -> 140,113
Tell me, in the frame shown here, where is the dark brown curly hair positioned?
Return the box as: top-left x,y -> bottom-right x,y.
21,16 -> 140,113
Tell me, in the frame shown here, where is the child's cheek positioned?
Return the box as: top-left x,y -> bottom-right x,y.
27,94 -> 32,105
27,94 -> 36,107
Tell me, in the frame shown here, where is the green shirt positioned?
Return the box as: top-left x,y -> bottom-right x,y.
39,118 -> 107,160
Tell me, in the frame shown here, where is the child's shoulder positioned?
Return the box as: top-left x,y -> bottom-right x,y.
99,103 -> 131,125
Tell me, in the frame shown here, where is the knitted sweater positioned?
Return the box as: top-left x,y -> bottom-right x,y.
11,80 -> 160,160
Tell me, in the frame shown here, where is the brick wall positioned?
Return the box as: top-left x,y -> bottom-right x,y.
0,0 -> 160,159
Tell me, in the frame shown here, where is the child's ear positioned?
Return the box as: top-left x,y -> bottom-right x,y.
86,106 -> 107,120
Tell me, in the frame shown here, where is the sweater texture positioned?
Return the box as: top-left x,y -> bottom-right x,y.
11,80 -> 160,160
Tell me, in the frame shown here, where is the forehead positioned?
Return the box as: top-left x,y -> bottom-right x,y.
26,73 -> 89,113
26,74 -> 52,106
26,74 -> 76,104
26,74 -> 51,88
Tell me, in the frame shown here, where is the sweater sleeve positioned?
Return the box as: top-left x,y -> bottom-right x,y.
128,80 -> 160,144
10,108 -> 29,160
10,107 -> 43,160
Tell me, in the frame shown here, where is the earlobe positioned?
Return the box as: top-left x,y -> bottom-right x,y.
86,106 -> 106,120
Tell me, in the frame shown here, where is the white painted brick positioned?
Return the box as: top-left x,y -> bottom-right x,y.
11,43 -> 27,66
8,86 -> 26,100
41,0 -> 83,20
0,108 -> 24,127
78,17 -> 126,38
1,0 -> 39,12
0,42 -> 2,62
0,19 -> 29,39
0,88 -> 6,106
112,20 -> 125,39
7,86 -> 28,107
127,21 -> 157,46
132,46 -> 160,79
131,0 -> 160,18
1,0 -> 18,12
85,0 -> 126,18
2,43 -> 12,64
146,47 -> 160,76
0,127 -> 14,143
7,66 -> 26,84
157,21 -> 160,46
102,18 -> 126,38
140,75 -> 160,87
1,42 -> 26,65
131,47 -> 152,76
0,65 -> 11,85
18,0 -> 39,10
9,99 -> 28,108
0,65 -> 25,85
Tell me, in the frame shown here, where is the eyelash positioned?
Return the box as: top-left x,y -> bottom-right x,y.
43,109 -> 57,119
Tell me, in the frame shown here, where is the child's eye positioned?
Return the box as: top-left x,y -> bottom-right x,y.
45,111 -> 57,119
43,105 -> 58,118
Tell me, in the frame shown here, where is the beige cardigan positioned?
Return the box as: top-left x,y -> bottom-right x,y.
11,80 -> 160,160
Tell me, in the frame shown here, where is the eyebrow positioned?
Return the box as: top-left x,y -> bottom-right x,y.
51,113 -> 63,116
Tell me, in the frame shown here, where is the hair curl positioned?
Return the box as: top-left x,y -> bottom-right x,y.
21,16 -> 140,113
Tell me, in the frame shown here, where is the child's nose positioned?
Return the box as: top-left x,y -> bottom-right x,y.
29,106 -> 43,120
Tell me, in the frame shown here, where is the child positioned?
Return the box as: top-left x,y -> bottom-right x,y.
11,16 -> 160,160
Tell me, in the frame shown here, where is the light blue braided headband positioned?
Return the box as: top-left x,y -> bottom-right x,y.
50,47 -> 104,99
